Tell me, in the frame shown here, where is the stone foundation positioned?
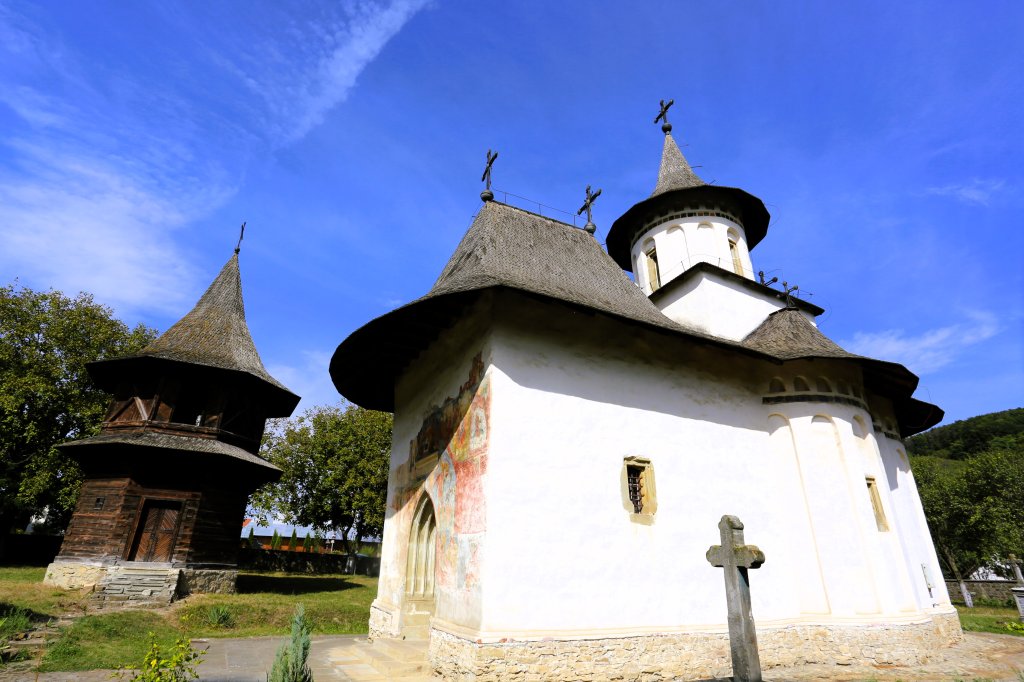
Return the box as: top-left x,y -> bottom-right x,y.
429,611 -> 963,681
179,568 -> 237,595
368,602 -> 399,640
43,561 -> 106,590
91,566 -> 181,608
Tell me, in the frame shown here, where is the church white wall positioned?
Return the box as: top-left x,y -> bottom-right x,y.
653,270 -> 813,341
630,215 -> 753,294
452,295 -> 951,642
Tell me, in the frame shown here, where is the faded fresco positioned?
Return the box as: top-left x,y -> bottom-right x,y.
392,352 -> 490,604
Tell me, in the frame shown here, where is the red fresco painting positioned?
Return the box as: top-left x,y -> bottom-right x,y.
396,353 -> 490,594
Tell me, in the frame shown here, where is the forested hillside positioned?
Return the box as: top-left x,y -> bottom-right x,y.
907,407 -> 1024,460
907,407 -> 1024,582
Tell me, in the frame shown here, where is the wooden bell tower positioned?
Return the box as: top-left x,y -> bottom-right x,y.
44,251 -> 299,604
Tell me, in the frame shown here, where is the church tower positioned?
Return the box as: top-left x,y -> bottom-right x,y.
606,117 -> 821,341
45,249 -> 299,605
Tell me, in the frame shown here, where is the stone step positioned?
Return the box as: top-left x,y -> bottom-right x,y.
352,640 -> 430,677
372,637 -> 429,661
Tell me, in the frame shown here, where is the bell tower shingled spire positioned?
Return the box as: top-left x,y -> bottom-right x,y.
652,132 -> 706,197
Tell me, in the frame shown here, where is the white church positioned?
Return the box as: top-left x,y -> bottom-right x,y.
329,116 -> 960,680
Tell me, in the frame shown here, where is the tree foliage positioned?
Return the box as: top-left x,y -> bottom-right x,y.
910,408 -> 1024,580
0,283 -> 157,535
251,404 -> 392,554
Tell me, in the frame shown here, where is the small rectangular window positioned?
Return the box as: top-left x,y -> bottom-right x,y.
866,477 -> 889,531
621,457 -> 656,522
93,497 -> 105,511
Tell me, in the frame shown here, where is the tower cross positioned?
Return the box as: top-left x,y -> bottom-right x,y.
576,185 -> 602,234
480,149 -> 498,202
654,98 -> 675,133
706,515 -> 765,682
235,222 -> 246,255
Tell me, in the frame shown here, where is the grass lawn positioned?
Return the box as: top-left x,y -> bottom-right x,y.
956,603 -> 1024,636
174,572 -> 378,638
0,566 -> 377,672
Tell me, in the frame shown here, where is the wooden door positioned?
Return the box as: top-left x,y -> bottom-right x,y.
128,500 -> 181,562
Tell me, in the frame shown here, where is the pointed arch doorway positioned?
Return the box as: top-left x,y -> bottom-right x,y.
402,493 -> 436,639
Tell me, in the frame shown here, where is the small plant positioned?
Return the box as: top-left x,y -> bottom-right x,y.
266,605 -> 313,682
205,605 -> 234,629
114,632 -> 205,681
0,604 -> 32,642
1006,620 -> 1024,633
248,527 -> 261,549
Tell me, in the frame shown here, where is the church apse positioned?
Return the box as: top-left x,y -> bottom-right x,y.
389,352 -> 490,627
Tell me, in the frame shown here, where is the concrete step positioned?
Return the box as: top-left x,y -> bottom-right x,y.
372,637 -> 428,661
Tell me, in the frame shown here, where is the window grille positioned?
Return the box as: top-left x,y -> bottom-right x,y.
626,465 -> 644,513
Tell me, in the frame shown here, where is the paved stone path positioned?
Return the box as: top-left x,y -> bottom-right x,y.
1,631 -> 1023,681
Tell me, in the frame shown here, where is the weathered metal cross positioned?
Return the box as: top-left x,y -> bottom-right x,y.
706,515 -> 765,682
481,149 -> 498,189
577,185 -> 602,234
654,98 -> 674,126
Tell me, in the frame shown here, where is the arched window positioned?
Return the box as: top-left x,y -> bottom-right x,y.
815,377 -> 832,393
793,376 -> 810,392
727,229 -> 743,275
643,240 -> 660,292
768,377 -> 786,393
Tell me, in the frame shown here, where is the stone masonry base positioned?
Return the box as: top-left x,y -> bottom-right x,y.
44,561 -> 238,607
429,611 -> 963,681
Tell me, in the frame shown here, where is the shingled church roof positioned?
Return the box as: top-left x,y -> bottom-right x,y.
651,133 -> 706,196
330,200 -> 940,434
742,308 -> 855,359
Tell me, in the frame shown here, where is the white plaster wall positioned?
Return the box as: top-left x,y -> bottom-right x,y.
456,297 -> 949,641
631,216 -> 753,294
654,271 -> 814,341
872,414 -> 952,610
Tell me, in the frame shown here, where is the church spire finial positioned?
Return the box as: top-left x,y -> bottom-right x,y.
654,99 -> 674,134
577,184 -> 602,235
234,222 -> 246,255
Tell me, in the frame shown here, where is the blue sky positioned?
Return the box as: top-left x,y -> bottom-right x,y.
1,1 -> 1021,426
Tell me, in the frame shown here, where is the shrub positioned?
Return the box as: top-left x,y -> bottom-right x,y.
114,632 -> 205,681
266,605 -> 313,682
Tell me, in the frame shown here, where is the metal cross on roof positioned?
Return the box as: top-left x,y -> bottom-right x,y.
480,149 -> 498,202
654,98 -> 675,133
577,184 -> 602,235
234,222 -> 246,255
782,281 -> 800,308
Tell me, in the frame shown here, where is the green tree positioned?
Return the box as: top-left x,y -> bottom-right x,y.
289,528 -> 298,552
0,283 -> 156,541
252,404 -> 392,554
913,432 -> 1024,592
271,529 -> 282,551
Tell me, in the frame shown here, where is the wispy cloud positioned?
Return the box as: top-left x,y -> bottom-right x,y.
925,178 -> 1005,206
0,1 -> 427,313
840,311 -> 999,374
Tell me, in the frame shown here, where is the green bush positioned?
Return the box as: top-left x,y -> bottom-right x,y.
114,632 -> 204,681
266,605 -> 313,682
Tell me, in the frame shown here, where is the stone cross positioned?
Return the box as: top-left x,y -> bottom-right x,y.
1010,554 -> 1024,585
706,515 -> 765,682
